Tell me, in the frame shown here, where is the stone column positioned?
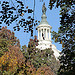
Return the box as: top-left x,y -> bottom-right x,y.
42,28 -> 43,40
49,28 -> 51,40
43,28 -> 44,40
41,28 -> 42,40
46,28 -> 47,40
47,29 -> 49,39
44,28 -> 45,40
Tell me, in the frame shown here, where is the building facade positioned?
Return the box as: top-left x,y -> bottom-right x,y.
36,3 -> 60,60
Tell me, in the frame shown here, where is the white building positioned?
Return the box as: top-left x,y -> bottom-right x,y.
36,3 -> 60,60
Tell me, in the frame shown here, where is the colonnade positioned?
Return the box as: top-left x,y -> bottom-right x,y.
38,28 -> 51,40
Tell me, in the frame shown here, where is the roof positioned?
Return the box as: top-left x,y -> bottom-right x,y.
37,13 -> 52,28
40,13 -> 49,25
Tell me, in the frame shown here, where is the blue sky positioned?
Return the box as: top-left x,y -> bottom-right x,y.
0,0 -> 62,51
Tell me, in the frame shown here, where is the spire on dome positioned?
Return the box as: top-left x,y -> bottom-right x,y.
40,3 -> 49,25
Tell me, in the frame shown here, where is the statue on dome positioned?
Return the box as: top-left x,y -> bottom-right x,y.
42,2 -> 47,14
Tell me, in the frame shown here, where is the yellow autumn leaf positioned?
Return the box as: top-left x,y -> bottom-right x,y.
74,37 -> 75,39
26,6 -> 28,9
21,13 -> 24,16
7,55 -> 9,58
16,62 -> 17,64
60,41 -> 62,44
56,38 -> 58,41
62,45 -> 64,48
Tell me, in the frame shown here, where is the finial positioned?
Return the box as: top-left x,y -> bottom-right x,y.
42,2 -> 47,14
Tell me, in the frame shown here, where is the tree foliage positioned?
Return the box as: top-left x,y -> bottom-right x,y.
0,45 -> 25,75
0,0 -> 74,74
22,36 -> 60,75
0,27 -> 26,75
0,26 -> 20,57
49,0 -> 75,75
36,66 -> 54,75
0,27 -> 59,75
0,0 -> 39,36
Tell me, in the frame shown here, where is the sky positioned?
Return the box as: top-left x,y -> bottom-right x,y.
0,0 -> 62,51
